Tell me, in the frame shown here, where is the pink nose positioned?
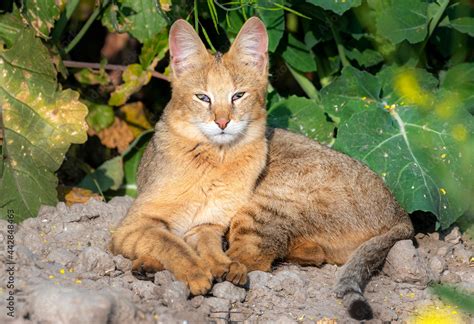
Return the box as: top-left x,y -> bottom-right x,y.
215,118 -> 230,130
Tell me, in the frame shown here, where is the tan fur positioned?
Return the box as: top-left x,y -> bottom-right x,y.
111,18 -> 413,318
110,18 -> 269,295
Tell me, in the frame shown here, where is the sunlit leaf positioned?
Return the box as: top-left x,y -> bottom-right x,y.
0,20 -> 88,221
256,0 -> 285,52
109,64 -> 153,106
20,0 -> 60,38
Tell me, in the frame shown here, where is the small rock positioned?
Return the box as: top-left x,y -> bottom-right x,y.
248,271 -> 272,289
113,255 -> 132,272
428,232 -> 440,241
203,297 -> 231,313
130,280 -> 157,300
14,245 -> 36,266
47,248 -> 76,266
383,240 -> 432,285
429,256 -> 446,277
212,281 -> 246,303
75,247 -> 115,276
436,245 -> 452,257
162,281 -> 189,310
440,271 -> 461,284
190,295 -> 205,308
154,270 -> 175,287
452,245 -> 471,264
267,270 -> 304,292
445,227 -> 462,244
29,284 -> 113,324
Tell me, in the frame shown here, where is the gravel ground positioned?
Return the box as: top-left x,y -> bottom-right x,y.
0,197 -> 472,323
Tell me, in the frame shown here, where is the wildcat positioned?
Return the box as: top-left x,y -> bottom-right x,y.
110,17 -> 414,320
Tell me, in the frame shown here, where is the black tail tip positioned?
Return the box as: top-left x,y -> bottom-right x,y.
348,299 -> 373,321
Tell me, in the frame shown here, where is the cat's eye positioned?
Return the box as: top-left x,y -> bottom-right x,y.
232,92 -> 245,102
196,94 -> 211,103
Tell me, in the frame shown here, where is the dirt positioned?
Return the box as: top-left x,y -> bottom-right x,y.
0,197 -> 472,323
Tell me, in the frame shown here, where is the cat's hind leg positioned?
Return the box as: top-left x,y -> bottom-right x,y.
184,224 -> 247,285
286,237 -> 326,266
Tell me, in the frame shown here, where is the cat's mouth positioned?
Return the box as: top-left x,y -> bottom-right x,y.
197,120 -> 249,145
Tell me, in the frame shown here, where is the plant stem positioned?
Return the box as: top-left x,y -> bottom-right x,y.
329,23 -> 350,68
62,60 -> 170,82
64,1 -> 108,54
52,0 -> 80,42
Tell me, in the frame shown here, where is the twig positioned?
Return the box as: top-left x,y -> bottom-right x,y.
62,60 -> 170,82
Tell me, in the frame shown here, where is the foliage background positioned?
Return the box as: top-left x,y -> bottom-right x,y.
0,0 -> 473,234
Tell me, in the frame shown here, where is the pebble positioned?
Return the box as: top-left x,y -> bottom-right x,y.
75,247 -> 115,276
212,281 -> 246,303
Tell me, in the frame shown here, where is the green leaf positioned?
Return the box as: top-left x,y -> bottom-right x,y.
345,48 -> 384,68
20,0 -> 60,38
450,17 -> 474,37
286,64 -> 319,100
281,34 -> 317,72
139,31 -> 169,67
256,1 -> 285,53
268,96 -> 334,145
320,66 -> 381,122
374,0 -> 429,44
102,0 -> 168,43
79,156 -> 124,192
327,66 -> 474,229
0,11 -> 24,47
108,64 -> 153,106
431,285 -> 474,315
440,63 -> 474,113
74,68 -> 111,86
85,102 -> 115,132
306,0 -> 362,15
122,130 -> 154,197
0,21 -> 88,221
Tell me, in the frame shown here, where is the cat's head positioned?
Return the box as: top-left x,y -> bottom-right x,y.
166,17 -> 268,146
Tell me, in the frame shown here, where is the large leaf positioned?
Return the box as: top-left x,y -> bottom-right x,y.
450,17 -> 474,37
256,1 -> 285,52
328,67 -> 474,228
306,0 -> 362,15
0,21 -> 88,221
79,156 -> 124,193
102,0 -> 167,43
320,66 -> 381,122
20,0 -> 61,38
440,63 -> 474,113
373,0 -> 429,44
281,35 -> 317,72
268,96 -> 334,145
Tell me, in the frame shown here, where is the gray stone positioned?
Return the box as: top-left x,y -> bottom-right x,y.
29,284 -> 113,324
130,280 -> 157,300
75,247 -> 115,276
440,271 -> 461,284
248,270 -> 272,289
162,281 -> 190,310
436,245 -> 452,257
203,297 -> 231,313
267,270 -> 305,292
14,245 -> 36,266
383,240 -> 432,285
113,254 -> 132,272
154,270 -> 176,287
452,245 -> 471,264
445,227 -> 462,244
212,281 -> 246,303
429,256 -> 447,277
47,248 -> 76,266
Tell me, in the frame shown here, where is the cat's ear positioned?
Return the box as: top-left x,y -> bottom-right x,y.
169,19 -> 208,78
228,17 -> 268,71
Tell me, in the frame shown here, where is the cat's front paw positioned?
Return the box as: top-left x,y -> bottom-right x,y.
184,269 -> 213,296
132,255 -> 164,273
225,261 -> 248,286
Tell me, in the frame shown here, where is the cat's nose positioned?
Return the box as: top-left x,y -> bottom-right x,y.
215,118 -> 230,130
